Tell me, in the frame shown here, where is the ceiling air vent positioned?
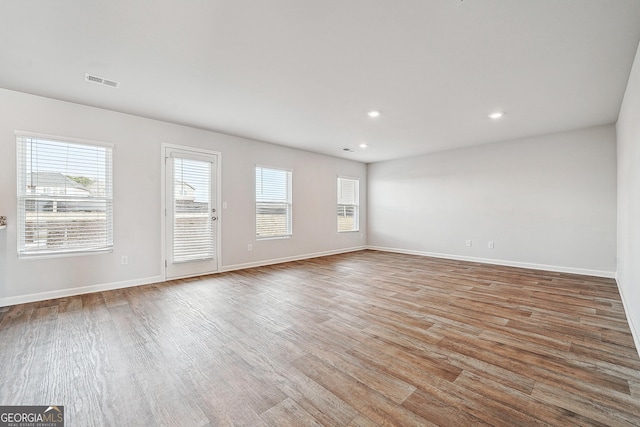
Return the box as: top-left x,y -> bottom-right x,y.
102,79 -> 119,88
342,148 -> 356,153
85,73 -> 120,89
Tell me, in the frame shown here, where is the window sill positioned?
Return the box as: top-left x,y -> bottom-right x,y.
256,235 -> 292,241
18,248 -> 113,261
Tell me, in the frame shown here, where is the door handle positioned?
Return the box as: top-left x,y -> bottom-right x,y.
212,216 -> 218,221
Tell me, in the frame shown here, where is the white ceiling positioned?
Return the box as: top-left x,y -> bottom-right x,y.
1,1 -> 640,163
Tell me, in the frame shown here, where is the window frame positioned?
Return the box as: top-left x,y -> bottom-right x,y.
16,131 -> 114,259
337,176 -> 360,233
255,165 -> 293,239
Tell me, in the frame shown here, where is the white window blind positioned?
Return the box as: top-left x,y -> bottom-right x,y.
172,157 -> 214,262
337,177 -> 359,232
16,133 -> 113,258
256,166 -> 292,238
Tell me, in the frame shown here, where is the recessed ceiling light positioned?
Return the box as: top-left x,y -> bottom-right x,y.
359,143 -> 368,148
367,110 -> 381,118
489,112 -> 504,119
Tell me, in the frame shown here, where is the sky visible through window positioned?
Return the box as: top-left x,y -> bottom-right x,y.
256,167 -> 290,202
27,138 -> 107,180
173,158 -> 210,203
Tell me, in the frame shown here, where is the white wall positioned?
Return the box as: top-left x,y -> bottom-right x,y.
368,125 -> 617,276
617,40 -> 640,352
0,88 -> 366,305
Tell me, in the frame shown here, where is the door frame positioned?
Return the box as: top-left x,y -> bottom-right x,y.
160,143 -> 222,281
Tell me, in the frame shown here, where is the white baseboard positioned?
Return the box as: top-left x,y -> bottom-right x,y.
615,274 -> 640,359
221,246 -> 368,273
366,246 -> 616,278
0,275 -> 162,308
0,247 -> 368,308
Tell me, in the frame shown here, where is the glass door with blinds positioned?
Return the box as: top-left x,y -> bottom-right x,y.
164,146 -> 220,279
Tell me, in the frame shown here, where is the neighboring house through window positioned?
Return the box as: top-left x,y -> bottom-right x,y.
255,166 -> 292,238
16,132 -> 114,258
337,176 -> 359,232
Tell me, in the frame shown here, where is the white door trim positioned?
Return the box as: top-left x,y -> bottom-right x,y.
161,143 -> 222,281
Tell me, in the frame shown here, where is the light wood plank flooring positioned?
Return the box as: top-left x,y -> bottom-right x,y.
1,250 -> 639,426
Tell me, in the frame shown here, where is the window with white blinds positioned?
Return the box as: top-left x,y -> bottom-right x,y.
337,176 -> 359,232
172,156 -> 214,262
256,166 -> 292,238
16,133 -> 113,258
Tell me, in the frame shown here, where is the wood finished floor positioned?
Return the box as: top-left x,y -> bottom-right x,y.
1,250 -> 639,426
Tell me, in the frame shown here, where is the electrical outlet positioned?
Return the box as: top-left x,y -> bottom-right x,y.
121,255 -> 128,265
465,240 -> 472,247
488,241 -> 495,249
248,243 -> 253,252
